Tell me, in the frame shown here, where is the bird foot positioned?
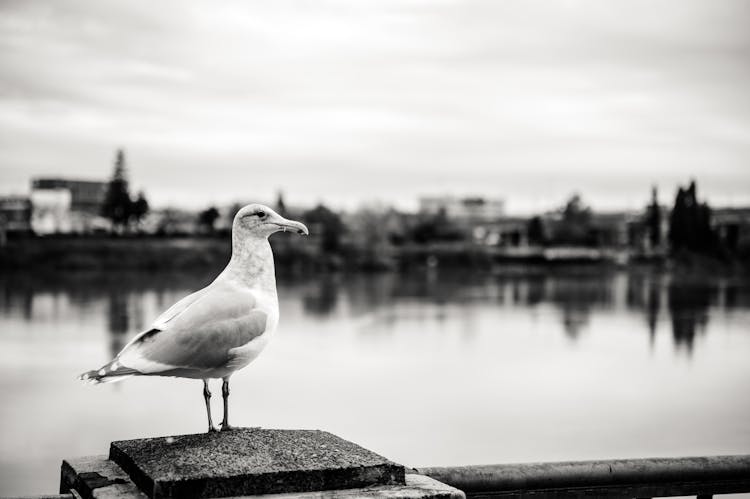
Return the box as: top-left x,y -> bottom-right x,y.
220,422 -> 236,431
207,425 -> 219,433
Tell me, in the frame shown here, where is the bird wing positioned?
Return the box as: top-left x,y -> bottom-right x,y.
116,281 -> 269,376
152,286 -> 210,329
111,286 -> 209,356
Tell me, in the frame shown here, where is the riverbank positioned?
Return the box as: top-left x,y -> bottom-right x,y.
0,235 -> 745,274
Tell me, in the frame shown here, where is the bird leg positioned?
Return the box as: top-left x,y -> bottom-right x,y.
220,377 -> 235,431
203,380 -> 217,433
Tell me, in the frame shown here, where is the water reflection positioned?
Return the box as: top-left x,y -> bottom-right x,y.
1,267 -> 749,497
107,290 -> 129,357
283,269 -> 747,352
0,268 -> 748,355
302,275 -> 339,316
626,273 -> 664,346
667,280 -> 713,353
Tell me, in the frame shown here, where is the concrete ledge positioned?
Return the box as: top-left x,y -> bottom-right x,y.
60,455 -> 463,498
249,474 -> 464,498
60,455 -> 145,499
109,428 -> 404,498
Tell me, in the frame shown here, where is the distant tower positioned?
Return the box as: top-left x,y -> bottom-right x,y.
276,191 -> 287,214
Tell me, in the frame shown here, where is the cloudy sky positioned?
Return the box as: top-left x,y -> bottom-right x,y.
1,0 -> 749,213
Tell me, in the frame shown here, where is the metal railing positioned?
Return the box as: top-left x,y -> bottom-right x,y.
418,455 -> 750,498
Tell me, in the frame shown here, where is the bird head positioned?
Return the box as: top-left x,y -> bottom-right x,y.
233,203 -> 309,239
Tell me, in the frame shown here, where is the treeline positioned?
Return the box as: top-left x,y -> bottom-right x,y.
14,146 -> 745,271
100,149 -> 149,231
668,181 -> 714,253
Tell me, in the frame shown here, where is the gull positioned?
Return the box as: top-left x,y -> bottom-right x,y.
80,204 -> 308,432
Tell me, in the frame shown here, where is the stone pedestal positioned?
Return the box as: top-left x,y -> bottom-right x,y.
60,428 -> 463,499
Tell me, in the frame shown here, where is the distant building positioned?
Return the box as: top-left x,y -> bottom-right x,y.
713,207 -> 750,251
417,195 -> 506,245
0,196 -> 32,234
419,195 -> 505,222
30,177 -> 109,234
31,178 -> 106,214
535,209 -> 645,248
590,212 -> 637,247
489,216 -> 529,246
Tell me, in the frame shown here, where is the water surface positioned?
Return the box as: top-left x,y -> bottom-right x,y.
1,267 -> 749,496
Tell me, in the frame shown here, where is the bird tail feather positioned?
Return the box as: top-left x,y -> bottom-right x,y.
79,360 -> 140,385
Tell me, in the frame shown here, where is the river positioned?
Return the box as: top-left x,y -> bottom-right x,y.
1,267 -> 749,496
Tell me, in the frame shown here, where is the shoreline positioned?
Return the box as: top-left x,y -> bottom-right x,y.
0,235 -> 745,276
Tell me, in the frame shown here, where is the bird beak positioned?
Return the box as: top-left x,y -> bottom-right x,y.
275,217 -> 309,235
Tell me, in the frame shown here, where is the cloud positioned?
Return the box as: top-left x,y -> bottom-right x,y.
0,0 -> 749,212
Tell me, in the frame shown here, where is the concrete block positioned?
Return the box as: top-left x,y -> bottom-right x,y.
109,428 -> 404,498
60,455 -> 146,499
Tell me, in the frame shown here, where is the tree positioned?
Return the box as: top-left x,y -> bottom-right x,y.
198,206 -> 220,234
553,194 -> 593,245
349,206 -> 395,266
563,194 -> 591,224
227,203 -> 242,225
527,216 -> 545,245
668,180 -> 714,253
410,207 -> 465,243
303,204 -> 345,253
644,186 -> 661,248
668,186 -> 687,249
131,191 -> 149,227
101,149 -> 133,231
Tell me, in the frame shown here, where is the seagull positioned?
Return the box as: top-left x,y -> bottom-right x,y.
80,204 -> 308,432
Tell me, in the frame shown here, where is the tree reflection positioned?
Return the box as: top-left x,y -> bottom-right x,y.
107,291 -> 129,358
302,275 -> 339,316
345,273 -> 395,315
645,276 -> 660,347
667,280 -> 712,353
548,274 -> 612,340
525,276 -> 545,306
627,273 -> 662,347
0,267 -> 746,359
0,275 -> 33,320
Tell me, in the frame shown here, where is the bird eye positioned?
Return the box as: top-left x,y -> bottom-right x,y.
256,211 -> 266,218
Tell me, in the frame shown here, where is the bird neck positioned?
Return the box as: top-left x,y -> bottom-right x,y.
225,235 -> 277,294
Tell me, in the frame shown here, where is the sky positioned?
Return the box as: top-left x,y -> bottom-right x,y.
1,0 -> 749,214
